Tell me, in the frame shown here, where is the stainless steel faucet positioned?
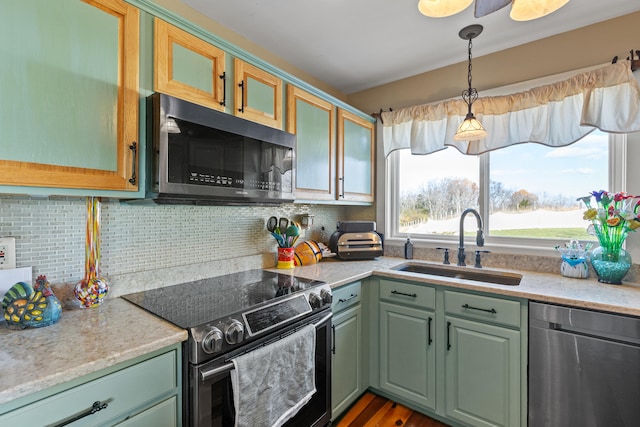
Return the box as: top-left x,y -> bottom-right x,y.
458,208 -> 485,266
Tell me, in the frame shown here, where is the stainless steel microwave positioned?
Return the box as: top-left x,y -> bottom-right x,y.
137,93 -> 295,205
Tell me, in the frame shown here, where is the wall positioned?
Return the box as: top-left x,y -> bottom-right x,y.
0,195 -> 374,296
347,12 -> 640,113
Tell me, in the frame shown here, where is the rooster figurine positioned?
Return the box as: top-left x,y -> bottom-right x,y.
2,275 -> 62,328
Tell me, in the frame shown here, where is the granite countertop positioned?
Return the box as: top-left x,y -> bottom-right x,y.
282,256 -> 640,317
0,298 -> 187,406
2,255 -> 639,409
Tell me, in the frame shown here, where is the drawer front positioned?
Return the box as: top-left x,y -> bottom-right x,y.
332,281 -> 362,313
379,279 -> 435,310
114,395 -> 178,427
0,350 -> 178,426
444,290 -> 521,328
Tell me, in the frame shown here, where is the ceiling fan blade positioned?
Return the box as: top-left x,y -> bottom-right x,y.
474,0 -> 512,18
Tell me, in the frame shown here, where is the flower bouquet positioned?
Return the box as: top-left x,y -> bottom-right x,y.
578,191 -> 640,284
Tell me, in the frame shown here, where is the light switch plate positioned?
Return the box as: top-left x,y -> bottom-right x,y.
0,237 -> 17,270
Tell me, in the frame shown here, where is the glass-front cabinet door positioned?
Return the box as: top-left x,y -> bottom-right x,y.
337,108 -> 374,202
234,58 -> 283,129
0,0 -> 139,192
154,18 -> 226,112
286,86 -> 335,201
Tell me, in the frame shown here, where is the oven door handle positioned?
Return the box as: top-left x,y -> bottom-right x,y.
200,361 -> 235,381
199,311 -> 333,382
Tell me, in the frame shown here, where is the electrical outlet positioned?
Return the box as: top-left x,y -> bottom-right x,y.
0,237 -> 16,270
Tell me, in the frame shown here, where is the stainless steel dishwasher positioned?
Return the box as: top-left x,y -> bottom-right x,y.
529,301 -> 640,426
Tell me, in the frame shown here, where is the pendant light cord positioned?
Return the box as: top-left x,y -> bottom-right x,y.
462,36 -> 478,116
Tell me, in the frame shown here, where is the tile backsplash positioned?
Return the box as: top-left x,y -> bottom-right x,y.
0,195 -> 375,290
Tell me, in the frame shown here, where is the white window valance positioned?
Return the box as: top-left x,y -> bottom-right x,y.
381,60 -> 640,157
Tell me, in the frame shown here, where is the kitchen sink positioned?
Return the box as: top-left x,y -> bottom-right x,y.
392,262 -> 522,286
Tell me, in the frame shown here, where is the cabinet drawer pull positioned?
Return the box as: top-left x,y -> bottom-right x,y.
447,321 -> 451,350
51,399 -> 110,427
219,72 -> 226,106
128,142 -> 137,185
238,80 -> 245,113
338,177 -> 344,198
462,303 -> 497,314
391,290 -> 417,298
338,294 -> 358,304
428,316 -> 433,346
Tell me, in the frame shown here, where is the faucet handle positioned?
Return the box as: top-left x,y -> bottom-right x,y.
474,250 -> 491,268
436,247 -> 451,264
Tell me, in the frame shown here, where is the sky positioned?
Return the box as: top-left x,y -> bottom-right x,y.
399,129 -> 609,201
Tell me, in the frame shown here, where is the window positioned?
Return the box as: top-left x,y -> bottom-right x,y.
389,129 -> 617,250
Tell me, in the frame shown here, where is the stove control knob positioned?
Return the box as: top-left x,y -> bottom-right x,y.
320,289 -> 333,305
308,292 -> 323,309
225,319 -> 244,345
202,326 -> 224,354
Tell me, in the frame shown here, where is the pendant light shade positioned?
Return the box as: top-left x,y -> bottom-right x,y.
418,0 -> 473,18
510,0 -> 570,21
454,113 -> 487,141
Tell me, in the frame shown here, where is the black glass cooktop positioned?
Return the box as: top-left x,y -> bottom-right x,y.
122,269 -> 325,329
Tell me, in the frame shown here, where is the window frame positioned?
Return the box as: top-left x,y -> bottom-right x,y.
380,64 -> 629,257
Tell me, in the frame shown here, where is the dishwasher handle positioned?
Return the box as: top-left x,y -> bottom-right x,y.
530,301 -> 640,345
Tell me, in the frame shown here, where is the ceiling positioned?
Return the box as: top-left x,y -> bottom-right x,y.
181,0 -> 640,94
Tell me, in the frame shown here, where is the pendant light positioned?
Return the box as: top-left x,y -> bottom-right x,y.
418,0 -> 473,18
454,24 -> 487,142
510,0 -> 570,21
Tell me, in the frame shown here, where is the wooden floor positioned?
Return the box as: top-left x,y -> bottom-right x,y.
335,392 -> 450,427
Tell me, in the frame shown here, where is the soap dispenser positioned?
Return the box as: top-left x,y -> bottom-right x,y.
404,236 -> 413,259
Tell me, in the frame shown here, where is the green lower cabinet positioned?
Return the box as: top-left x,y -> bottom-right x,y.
445,316 -> 521,427
0,346 -> 181,427
332,304 -> 363,418
379,302 -> 436,411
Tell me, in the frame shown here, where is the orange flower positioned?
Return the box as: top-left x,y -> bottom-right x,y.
606,217 -> 621,227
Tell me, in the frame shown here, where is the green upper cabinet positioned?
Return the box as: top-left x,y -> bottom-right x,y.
286,86 -> 336,201
337,108 -> 374,203
0,0 -> 139,192
234,58 -> 283,129
153,18 -> 226,112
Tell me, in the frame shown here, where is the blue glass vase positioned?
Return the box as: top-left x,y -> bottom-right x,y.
589,246 -> 632,285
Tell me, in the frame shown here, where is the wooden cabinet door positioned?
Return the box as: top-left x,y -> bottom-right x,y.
0,0 -> 139,191
154,18 -> 226,111
379,302 -> 436,411
234,58 -> 283,129
337,108 -> 374,202
445,316 -> 521,427
286,86 -> 335,201
332,304 -> 362,419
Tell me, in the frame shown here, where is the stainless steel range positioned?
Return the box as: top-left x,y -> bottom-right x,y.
123,269 -> 333,427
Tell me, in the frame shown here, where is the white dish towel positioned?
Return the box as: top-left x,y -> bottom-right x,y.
230,324 -> 316,427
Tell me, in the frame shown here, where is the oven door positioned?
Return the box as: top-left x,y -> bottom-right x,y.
188,310 -> 332,427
